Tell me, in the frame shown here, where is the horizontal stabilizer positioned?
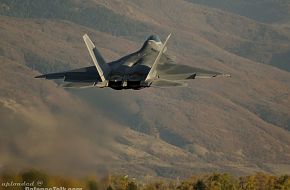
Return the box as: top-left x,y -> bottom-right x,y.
61,82 -> 95,89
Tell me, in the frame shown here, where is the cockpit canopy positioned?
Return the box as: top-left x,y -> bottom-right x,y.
146,35 -> 161,43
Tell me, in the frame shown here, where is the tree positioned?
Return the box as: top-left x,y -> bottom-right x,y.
194,180 -> 206,190
87,179 -> 99,190
275,175 -> 290,190
239,175 -> 255,190
21,169 -> 49,187
127,181 -> 138,190
206,173 -> 237,190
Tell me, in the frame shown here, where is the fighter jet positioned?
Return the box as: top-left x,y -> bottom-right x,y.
35,34 -> 230,90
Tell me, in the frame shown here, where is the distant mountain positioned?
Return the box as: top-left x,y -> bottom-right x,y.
186,0 -> 290,24
1,0 -> 290,179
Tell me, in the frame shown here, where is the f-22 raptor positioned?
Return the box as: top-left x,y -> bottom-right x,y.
36,34 -> 230,90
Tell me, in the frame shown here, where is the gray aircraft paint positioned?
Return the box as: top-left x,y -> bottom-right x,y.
35,34 -> 230,90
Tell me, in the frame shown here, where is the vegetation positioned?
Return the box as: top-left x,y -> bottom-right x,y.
1,170 -> 290,190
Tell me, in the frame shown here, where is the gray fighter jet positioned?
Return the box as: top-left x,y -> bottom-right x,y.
35,34 -> 230,90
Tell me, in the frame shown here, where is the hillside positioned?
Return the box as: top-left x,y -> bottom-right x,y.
0,0 -> 151,40
1,0 -> 290,71
0,17 -> 211,178
0,0 -> 290,179
97,0 -> 290,72
186,0 -> 290,24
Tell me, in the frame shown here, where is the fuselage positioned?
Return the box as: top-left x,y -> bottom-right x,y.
106,35 -> 163,90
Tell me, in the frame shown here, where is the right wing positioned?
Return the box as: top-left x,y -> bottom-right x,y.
151,79 -> 188,87
157,62 -> 230,79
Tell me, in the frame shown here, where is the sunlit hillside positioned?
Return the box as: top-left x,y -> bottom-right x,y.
0,0 -> 290,179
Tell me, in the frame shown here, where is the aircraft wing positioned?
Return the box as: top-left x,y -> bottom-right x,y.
35,66 -> 101,82
157,62 -> 230,80
151,79 -> 188,87
35,71 -> 66,79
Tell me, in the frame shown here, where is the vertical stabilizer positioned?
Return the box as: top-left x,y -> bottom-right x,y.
145,34 -> 172,82
83,34 -> 111,82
